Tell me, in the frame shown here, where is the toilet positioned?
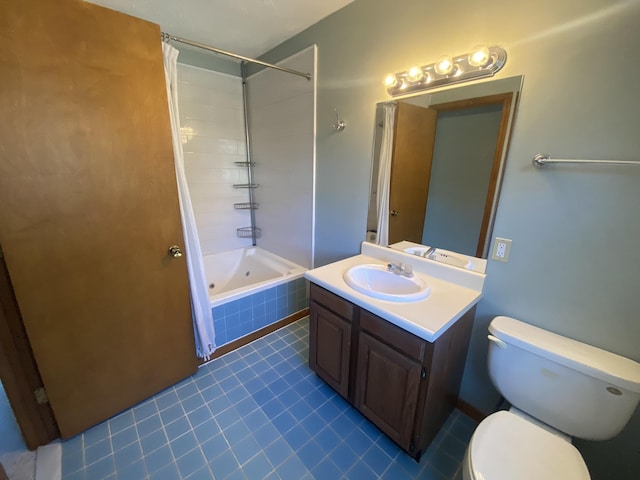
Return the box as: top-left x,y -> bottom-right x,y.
463,316 -> 640,480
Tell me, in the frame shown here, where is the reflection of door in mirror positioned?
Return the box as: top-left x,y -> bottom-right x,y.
426,93 -> 513,257
388,103 -> 438,244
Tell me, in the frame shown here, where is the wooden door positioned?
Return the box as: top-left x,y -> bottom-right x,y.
0,251 -> 59,448
309,302 -> 352,398
354,331 -> 422,450
0,1 -> 197,438
388,103 -> 438,244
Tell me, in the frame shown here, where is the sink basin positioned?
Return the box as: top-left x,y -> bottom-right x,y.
430,252 -> 473,269
404,247 -> 473,270
343,264 -> 431,302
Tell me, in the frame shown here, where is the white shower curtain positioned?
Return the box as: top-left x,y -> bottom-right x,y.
376,103 -> 396,246
162,43 -> 216,359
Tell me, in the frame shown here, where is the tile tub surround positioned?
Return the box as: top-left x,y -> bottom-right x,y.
177,64 -> 252,256
245,46 -> 315,271
61,318 -> 476,479
212,277 -> 309,346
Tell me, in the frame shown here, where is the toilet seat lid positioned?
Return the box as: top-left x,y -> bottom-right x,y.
469,411 -> 590,480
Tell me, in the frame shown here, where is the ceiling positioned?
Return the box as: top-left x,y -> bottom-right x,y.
85,0 -> 354,58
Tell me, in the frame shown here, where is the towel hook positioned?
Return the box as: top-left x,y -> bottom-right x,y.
332,109 -> 346,131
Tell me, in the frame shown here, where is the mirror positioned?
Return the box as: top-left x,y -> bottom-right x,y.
366,75 -> 523,259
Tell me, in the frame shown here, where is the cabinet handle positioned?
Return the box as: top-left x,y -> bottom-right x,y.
390,210 -> 399,216
168,245 -> 183,258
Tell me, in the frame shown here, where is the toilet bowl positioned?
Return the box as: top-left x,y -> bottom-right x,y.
462,316 -> 640,480
462,410 -> 589,480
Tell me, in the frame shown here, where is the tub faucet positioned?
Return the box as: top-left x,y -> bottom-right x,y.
387,262 -> 413,278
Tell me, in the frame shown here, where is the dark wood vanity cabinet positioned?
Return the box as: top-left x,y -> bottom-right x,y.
355,328 -> 422,449
308,301 -> 352,398
308,283 -> 475,460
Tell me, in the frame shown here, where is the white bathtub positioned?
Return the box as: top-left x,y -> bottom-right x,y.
204,247 -> 307,307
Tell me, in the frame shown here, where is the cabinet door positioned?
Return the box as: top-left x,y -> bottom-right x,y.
0,1 -> 196,438
309,302 -> 351,398
355,331 -> 422,449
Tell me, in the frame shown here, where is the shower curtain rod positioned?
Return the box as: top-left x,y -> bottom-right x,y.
161,32 -> 312,80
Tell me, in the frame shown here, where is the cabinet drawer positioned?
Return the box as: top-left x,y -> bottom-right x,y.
310,283 -> 354,320
360,310 -> 425,361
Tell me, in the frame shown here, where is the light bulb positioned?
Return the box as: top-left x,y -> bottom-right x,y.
468,45 -> 491,67
407,66 -> 424,83
384,74 -> 398,88
434,55 -> 454,76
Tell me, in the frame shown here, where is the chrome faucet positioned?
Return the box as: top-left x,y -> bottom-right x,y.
387,262 -> 413,278
422,246 -> 436,259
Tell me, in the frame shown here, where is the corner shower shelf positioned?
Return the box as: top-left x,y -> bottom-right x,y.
233,183 -> 259,189
234,202 -> 259,210
237,226 -> 262,238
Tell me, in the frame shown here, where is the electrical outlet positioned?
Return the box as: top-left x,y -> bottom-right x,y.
491,237 -> 512,262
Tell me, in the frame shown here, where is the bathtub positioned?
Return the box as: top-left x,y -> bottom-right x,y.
204,247 -> 309,346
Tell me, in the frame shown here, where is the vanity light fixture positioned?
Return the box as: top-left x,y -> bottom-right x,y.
384,45 -> 507,96
468,45 -> 491,67
434,55 -> 455,76
406,66 -> 424,83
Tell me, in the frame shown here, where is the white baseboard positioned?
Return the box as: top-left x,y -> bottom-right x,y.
35,442 -> 60,480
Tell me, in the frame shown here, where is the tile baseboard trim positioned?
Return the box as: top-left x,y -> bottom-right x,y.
200,308 -> 310,365
455,399 -> 487,423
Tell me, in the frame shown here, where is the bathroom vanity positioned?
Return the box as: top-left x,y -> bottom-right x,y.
304,242 -> 485,460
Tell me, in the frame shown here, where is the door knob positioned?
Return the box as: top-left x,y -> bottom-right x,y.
168,245 -> 183,258
390,210 -> 399,216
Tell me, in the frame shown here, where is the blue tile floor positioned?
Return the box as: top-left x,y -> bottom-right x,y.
62,318 -> 476,479
0,381 -> 27,455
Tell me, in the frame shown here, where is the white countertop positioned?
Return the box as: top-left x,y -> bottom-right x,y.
304,243 -> 486,343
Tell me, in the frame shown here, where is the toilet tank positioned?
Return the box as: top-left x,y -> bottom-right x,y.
487,316 -> 640,440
